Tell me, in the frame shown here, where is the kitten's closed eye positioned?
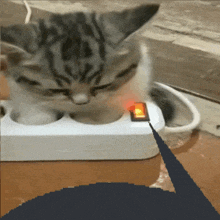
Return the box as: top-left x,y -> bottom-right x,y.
16,76 -> 41,86
23,64 -> 42,71
90,83 -> 112,96
42,89 -> 70,97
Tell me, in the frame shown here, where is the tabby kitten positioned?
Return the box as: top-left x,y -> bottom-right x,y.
0,4 -> 174,125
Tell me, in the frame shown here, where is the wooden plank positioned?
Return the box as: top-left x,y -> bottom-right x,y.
148,39 -> 220,101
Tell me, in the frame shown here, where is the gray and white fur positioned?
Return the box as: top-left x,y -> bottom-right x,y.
0,4 -> 175,125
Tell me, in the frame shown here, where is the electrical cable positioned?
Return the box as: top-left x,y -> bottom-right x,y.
23,0 -> 32,24
155,82 -> 201,133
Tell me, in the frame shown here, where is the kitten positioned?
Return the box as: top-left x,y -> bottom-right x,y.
0,4 -> 174,125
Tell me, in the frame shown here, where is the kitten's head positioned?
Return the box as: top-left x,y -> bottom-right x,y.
0,4 -> 159,107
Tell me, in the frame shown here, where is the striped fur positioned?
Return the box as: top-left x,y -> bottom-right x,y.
0,4 -> 174,125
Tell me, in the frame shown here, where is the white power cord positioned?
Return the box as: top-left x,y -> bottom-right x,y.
155,82 -> 201,133
23,0 -> 32,24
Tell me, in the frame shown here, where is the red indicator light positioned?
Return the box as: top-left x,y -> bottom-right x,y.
133,103 -> 146,118
129,103 -> 149,121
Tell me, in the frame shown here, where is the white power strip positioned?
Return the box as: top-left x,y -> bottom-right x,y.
0,100 -> 165,161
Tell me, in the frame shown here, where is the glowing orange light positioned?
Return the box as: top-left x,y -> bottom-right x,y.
133,103 -> 146,118
129,102 -> 149,121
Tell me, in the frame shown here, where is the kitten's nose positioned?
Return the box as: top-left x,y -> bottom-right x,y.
72,94 -> 89,105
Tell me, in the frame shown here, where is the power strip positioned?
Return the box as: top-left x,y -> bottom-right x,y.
0,100 -> 165,161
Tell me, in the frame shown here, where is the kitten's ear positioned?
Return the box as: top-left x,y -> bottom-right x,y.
0,23 -> 39,70
0,42 -> 28,73
98,4 -> 160,45
1,41 -> 28,58
1,23 -> 39,53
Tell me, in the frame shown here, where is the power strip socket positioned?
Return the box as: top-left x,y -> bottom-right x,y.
0,100 -> 165,161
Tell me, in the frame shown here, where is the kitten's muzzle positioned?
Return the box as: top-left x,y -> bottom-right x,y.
68,93 -> 90,105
